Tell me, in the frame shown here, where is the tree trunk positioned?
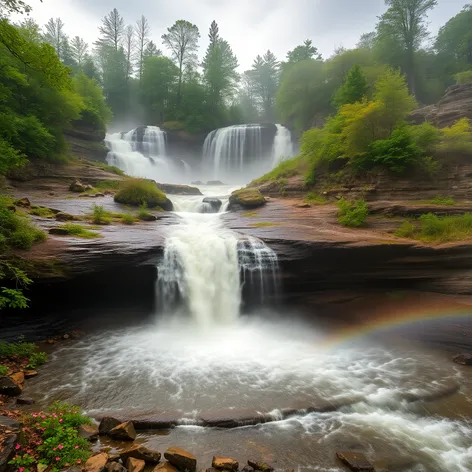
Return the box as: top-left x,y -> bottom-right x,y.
406,47 -> 415,97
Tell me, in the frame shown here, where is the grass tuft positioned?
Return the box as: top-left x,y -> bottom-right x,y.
337,198 -> 368,228
114,178 -> 167,208
425,196 -> 456,206
304,192 -> 328,204
58,223 -> 101,239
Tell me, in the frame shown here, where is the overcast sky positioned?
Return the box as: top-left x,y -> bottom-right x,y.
24,0 -> 467,70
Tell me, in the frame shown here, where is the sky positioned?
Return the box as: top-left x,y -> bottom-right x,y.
23,0 -> 468,70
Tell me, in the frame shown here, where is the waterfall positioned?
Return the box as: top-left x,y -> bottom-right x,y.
105,126 -> 190,184
157,204 -> 279,325
272,124 -> 294,166
203,124 -> 293,183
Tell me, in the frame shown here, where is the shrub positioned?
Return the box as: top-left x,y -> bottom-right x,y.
0,337 -> 37,358
91,204 -> 111,225
408,122 -> 441,153
427,196 -> 456,206
114,179 -> 168,208
337,198 -> 369,227
137,203 -> 153,220
438,118 -> 472,156
121,213 -> 135,225
419,212 -> 472,242
395,221 -> 416,238
454,70 -> 472,85
419,156 -> 442,177
0,364 -> 8,375
304,192 -> 328,204
27,352 -> 48,369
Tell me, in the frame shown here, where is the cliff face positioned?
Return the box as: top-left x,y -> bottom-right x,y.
409,83 -> 472,128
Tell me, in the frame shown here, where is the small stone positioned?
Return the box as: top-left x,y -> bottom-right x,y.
79,423 -> 99,441
0,376 -> 22,396
105,463 -> 127,472
99,416 -> 121,435
212,457 -> 239,471
16,397 -> 35,405
336,451 -> 375,471
0,433 -> 17,472
127,457 -> 145,472
453,353 -> 472,366
15,197 -> 31,208
49,227 -> 70,235
108,421 -> 136,441
248,461 -> 274,472
139,213 -> 158,222
164,447 -> 197,472
154,462 -> 178,472
56,212 -> 76,221
65,467 -> 83,472
85,453 -> 109,472
70,180 -> 86,193
24,370 -> 38,379
120,445 -> 161,464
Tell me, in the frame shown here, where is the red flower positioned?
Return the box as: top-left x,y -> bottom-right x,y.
15,444 -> 21,450
55,457 -> 60,461
77,460 -> 82,464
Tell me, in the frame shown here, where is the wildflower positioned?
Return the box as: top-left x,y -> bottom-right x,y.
53,448 -> 56,451
59,419 -> 63,423
74,445 -> 79,449
41,415 -> 46,419
58,445 -> 63,450
15,444 -> 21,450
32,413 -> 38,418
77,460 -> 82,464
19,467 -> 24,472
56,457 -> 60,461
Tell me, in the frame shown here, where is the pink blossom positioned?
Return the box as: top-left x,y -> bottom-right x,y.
59,419 -> 63,423
19,467 -> 24,472
53,448 -> 56,451
58,445 -> 63,450
41,415 -> 46,419
53,413 -> 57,418
77,460 -> 82,464
74,445 -> 79,449
15,444 -> 21,450
56,457 -> 60,461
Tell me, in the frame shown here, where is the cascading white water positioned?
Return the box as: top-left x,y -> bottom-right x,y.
105,126 -> 191,184
272,124 -> 294,166
202,124 -> 294,183
157,190 -> 279,325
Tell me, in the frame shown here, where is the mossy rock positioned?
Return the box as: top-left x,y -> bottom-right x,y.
228,188 -> 266,210
114,178 -> 173,210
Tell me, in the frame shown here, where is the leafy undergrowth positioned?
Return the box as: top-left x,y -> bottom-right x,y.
30,206 -> 55,218
395,213 -> 472,243
423,196 -> 456,206
90,204 -> 137,225
9,402 -> 92,472
137,204 -> 155,221
0,337 -> 49,372
337,198 -> 369,227
57,224 -> 102,239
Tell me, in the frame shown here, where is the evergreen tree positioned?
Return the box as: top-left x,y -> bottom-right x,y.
143,40 -> 161,58
70,36 -> 88,67
95,8 -> 124,52
43,17 -> 67,60
286,40 -> 321,63
124,25 -> 134,80
208,20 -> 219,44
135,15 -> 150,81
162,20 -> 200,105
333,64 -> 369,107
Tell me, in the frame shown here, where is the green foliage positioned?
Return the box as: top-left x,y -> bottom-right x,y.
114,179 -> 167,208
0,337 -> 36,358
437,118 -> 472,156
162,121 -> 185,131
333,64 -> 369,107
121,213 -> 135,225
0,364 -> 8,375
57,223 -> 101,239
96,164 -> 124,176
454,71 -> 472,85
337,198 -> 369,227
0,287 -> 29,309
419,213 -> 472,242
407,122 -> 441,153
137,203 -> 153,220
395,220 -> 416,238
91,205 -> 111,225
419,155 -> 441,177
427,196 -> 455,205
30,206 -> 55,218
250,156 -> 302,186
304,192 -> 328,204
286,40 -> 321,64
27,351 -> 48,369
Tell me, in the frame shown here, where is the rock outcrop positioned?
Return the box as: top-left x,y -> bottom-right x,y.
108,421 -> 136,441
228,188 -> 266,210
409,83 -> 472,128
164,447 -> 196,472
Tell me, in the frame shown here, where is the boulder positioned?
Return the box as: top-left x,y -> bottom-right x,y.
99,417 -> 121,435
206,181 -> 224,186
79,423 -> 99,441
153,462 -> 178,472
56,212 -> 76,221
23,370 -> 38,379
108,421 -> 136,441
105,463 -> 127,472
0,433 -> 17,472
0,376 -> 22,396
164,447 -> 197,472
247,461 -> 274,472
336,451 -> 374,471
0,416 -> 21,430
120,445 -> 161,464
16,398 -> 35,405
138,213 -> 158,222
228,189 -> 266,211
126,457 -> 145,472
15,197 -> 31,208
212,457 -> 239,471
453,353 -> 472,366
10,372 -> 24,386
70,180 -> 87,193
85,453 -> 109,472
202,197 -> 222,213
157,184 -> 202,196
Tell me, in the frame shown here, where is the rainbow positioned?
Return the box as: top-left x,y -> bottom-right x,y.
323,295 -> 472,347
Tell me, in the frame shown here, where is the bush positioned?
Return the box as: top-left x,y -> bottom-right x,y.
408,122 -> 441,153
27,352 -> 48,369
121,213 -> 135,225
114,179 -> 168,208
0,364 -> 8,375
427,196 -> 456,206
454,70 -> 472,85
0,337 -> 37,358
419,212 -> 472,242
438,118 -> 472,156
57,223 -> 101,239
395,220 -> 416,238
304,192 -> 328,204
337,198 -> 369,227
91,205 -> 111,225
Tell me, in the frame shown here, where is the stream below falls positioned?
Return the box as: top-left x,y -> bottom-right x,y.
19,186 -> 472,472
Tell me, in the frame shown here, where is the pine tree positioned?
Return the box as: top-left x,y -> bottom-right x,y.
333,64 -> 368,107
135,15 -> 150,81
95,8 -> 124,52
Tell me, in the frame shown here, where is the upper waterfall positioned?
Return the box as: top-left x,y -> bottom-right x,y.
202,123 -> 293,183
105,126 -> 190,184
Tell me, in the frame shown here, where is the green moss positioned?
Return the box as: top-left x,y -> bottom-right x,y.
30,205 -> 55,218
57,223 -> 102,239
251,222 -> 279,228
0,364 -> 7,375
250,156 -> 303,186
229,188 -> 266,208
94,162 -> 125,176
114,178 -> 168,208
394,220 -> 416,238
